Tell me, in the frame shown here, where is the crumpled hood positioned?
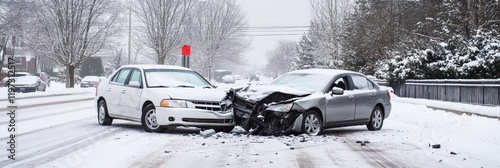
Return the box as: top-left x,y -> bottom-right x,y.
154,87 -> 227,102
235,84 -> 311,102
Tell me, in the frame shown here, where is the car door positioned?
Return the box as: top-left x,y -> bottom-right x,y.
106,68 -> 131,117
325,76 -> 356,124
350,75 -> 377,120
120,68 -> 143,119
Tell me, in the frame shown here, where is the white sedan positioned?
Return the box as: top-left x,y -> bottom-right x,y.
95,65 -> 234,133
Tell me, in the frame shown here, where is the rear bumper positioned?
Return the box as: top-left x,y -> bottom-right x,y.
384,101 -> 392,118
14,87 -> 36,92
155,106 -> 235,127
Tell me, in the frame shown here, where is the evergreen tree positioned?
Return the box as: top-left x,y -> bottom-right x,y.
295,34 -> 316,70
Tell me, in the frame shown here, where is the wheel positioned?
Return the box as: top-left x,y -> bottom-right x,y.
141,104 -> 165,133
367,106 -> 384,131
302,110 -> 322,136
98,100 -> 113,125
213,126 -> 235,133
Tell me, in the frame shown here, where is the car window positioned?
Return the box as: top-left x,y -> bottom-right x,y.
127,69 -> 142,86
367,80 -> 375,90
351,75 -> 370,90
111,68 -> 131,85
332,76 -> 349,90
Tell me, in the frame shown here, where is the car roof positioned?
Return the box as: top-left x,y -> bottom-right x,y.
288,69 -> 364,77
120,64 -> 191,71
17,76 -> 39,79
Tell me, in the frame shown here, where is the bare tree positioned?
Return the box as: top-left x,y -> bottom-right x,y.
29,0 -> 121,87
0,0 -> 33,77
133,0 -> 195,65
185,0 -> 248,74
264,40 -> 298,78
309,0 -> 353,69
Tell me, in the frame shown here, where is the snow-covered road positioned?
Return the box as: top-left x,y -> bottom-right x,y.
1,89 -> 499,168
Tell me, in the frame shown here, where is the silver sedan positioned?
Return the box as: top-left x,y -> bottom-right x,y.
229,69 -> 392,136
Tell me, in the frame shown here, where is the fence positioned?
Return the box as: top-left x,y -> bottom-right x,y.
397,79 -> 500,106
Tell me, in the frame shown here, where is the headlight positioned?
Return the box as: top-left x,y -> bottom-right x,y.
28,84 -> 36,87
160,99 -> 190,108
266,103 -> 293,112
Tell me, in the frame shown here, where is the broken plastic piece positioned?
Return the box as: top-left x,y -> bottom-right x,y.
432,144 -> 441,149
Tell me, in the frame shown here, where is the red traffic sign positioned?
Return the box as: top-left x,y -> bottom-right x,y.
182,45 -> 191,56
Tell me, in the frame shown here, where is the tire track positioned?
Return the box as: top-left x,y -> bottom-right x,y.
0,105 -> 92,125
0,127 -> 125,168
0,116 -> 95,141
128,136 -> 186,168
296,150 -> 315,168
345,140 -> 404,168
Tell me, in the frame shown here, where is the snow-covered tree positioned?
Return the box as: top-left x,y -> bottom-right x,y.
295,22 -> 330,70
309,0 -> 352,69
185,0 -> 248,75
29,0 -> 121,88
264,40 -> 298,78
133,0 -> 195,65
381,29 -> 500,80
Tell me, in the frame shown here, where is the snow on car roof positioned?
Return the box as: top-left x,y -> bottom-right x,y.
121,64 -> 191,71
288,69 -> 363,77
16,76 -> 40,84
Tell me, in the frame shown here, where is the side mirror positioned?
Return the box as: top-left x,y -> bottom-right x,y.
129,81 -> 141,87
331,87 -> 344,95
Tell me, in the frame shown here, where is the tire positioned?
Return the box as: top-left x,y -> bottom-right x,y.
367,106 -> 384,131
213,126 -> 235,133
302,110 -> 322,136
141,104 -> 165,133
97,100 -> 113,125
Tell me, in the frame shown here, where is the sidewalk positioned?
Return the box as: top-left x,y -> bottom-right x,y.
392,94 -> 500,118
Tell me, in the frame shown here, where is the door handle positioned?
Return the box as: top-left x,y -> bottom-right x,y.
121,90 -> 125,94
371,93 -> 376,97
107,88 -> 111,91
349,95 -> 354,100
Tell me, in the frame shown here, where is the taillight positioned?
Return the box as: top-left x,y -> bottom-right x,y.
96,84 -> 98,96
386,89 -> 391,101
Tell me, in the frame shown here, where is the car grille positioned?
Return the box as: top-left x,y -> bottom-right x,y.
233,96 -> 255,110
182,118 -> 233,123
191,101 -> 223,111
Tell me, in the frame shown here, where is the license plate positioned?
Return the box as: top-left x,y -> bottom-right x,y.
20,88 -> 25,91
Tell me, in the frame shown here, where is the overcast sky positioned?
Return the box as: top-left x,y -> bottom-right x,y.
237,0 -> 311,69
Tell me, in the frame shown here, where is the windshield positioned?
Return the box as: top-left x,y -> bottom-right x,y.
15,73 -> 30,77
144,69 -> 210,88
82,76 -> 100,82
270,73 -> 331,92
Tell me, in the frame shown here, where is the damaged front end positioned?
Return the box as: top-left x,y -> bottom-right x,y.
228,86 -> 310,135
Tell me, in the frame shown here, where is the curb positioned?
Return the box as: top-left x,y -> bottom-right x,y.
427,106 -> 500,120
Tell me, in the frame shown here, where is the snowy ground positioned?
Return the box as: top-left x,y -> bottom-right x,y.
1,79 -> 499,167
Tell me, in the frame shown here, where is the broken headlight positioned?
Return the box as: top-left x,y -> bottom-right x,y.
266,103 -> 293,112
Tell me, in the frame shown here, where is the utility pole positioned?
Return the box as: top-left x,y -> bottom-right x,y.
128,5 -> 131,65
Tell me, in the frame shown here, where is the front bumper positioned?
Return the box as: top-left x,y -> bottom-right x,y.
155,107 -> 235,127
